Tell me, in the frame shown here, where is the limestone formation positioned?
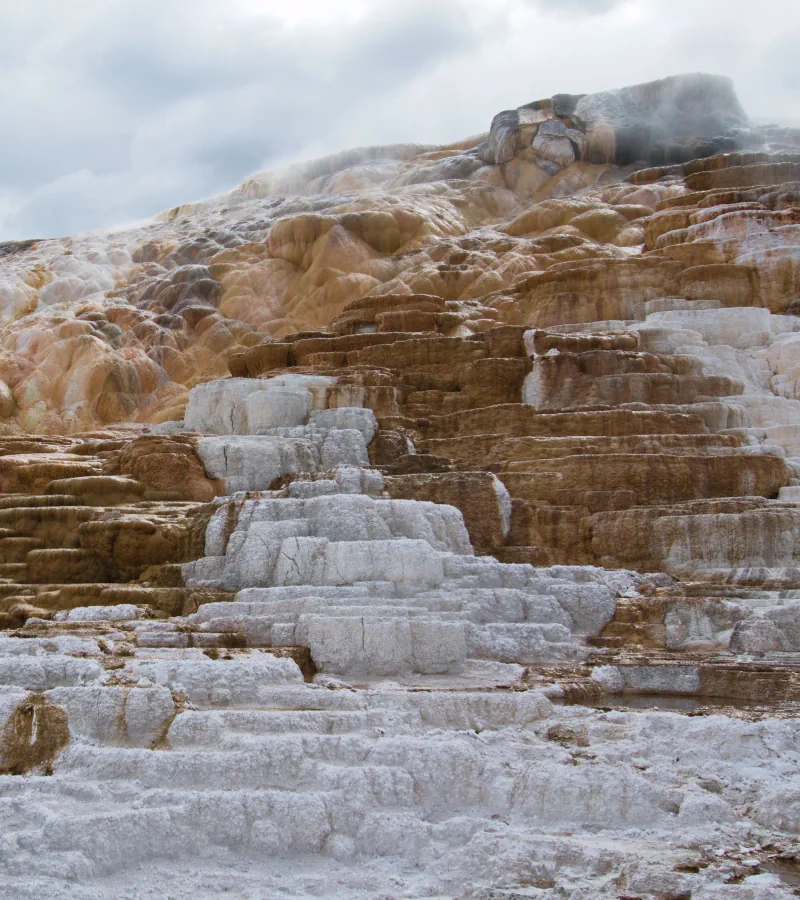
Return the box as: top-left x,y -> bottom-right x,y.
1,74 -> 800,898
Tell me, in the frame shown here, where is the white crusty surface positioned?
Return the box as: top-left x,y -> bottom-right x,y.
0,461 -> 798,897
0,652 -> 799,899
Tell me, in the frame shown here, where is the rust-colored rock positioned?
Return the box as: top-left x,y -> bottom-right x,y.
117,434 -> 219,502
384,472 -> 509,554
0,694 -> 70,776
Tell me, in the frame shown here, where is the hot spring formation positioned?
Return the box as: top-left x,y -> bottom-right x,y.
1,73 -> 800,898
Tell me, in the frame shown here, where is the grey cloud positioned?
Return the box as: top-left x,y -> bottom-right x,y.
339,0 -> 479,92
5,168 -> 193,240
0,0 -> 481,238
71,3 -> 287,109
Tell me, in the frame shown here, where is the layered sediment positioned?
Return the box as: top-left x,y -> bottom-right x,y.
1,74 -> 800,898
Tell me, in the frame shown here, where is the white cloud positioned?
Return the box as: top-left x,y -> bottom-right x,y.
524,0 -> 627,16
0,0 -> 798,239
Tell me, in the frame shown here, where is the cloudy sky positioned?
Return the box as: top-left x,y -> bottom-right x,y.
1,0 -> 797,240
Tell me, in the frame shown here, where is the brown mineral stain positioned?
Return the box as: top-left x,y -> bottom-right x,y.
0,694 -> 70,776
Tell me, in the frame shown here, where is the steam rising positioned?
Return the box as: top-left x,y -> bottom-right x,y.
0,0 -> 797,239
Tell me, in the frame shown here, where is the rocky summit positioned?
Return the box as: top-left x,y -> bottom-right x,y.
1,73 -> 800,898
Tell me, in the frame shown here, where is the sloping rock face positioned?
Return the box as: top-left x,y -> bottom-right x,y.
2,74 -> 800,898
1,71 -> 795,434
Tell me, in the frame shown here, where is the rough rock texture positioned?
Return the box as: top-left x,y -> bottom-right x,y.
2,74 -> 800,898
0,72 -> 794,435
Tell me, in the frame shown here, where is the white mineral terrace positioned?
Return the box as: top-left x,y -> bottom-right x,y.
1,73 -> 800,898
2,299 -> 800,896
0,389 -> 798,897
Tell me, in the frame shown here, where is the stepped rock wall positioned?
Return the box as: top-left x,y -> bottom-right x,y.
1,74 -> 800,897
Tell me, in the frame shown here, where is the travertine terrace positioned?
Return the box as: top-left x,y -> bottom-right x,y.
1,73 -> 800,898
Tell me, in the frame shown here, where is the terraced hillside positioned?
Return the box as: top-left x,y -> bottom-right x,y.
2,74 -> 800,898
